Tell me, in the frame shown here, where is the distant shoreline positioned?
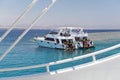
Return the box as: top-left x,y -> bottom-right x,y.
0,29 -> 120,41
1,28 -> 120,31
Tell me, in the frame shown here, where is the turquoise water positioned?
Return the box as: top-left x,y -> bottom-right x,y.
0,29 -> 120,78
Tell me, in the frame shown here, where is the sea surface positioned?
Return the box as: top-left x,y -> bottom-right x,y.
0,29 -> 120,78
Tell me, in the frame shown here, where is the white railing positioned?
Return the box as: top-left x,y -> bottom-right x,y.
0,0 -> 38,42
0,0 -> 57,62
0,44 -> 120,73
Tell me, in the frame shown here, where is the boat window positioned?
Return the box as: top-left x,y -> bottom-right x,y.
61,39 -> 67,44
49,31 -> 58,34
75,37 -> 80,41
83,37 -> 87,40
56,39 -> 59,44
61,39 -> 73,44
68,39 -> 73,43
45,37 -> 55,41
61,33 -> 71,36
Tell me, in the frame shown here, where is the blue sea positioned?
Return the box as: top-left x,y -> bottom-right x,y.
0,29 -> 120,78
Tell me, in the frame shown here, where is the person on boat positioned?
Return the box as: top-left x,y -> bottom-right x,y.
64,40 -> 75,51
60,33 -> 63,36
83,39 -> 89,48
43,34 -> 46,38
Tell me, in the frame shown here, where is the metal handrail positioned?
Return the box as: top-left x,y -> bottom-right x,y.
0,43 -> 120,73
50,43 -> 120,65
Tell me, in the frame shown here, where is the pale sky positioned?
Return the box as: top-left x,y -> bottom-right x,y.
0,0 -> 120,29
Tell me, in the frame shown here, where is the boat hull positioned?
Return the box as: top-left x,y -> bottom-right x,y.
36,40 -> 65,49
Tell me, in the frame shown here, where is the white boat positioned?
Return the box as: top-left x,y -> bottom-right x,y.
34,27 -> 94,50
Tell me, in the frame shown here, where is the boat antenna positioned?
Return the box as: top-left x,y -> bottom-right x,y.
0,0 -> 38,42
0,0 -> 57,62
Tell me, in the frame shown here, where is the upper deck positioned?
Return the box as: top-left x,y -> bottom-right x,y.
46,27 -> 88,38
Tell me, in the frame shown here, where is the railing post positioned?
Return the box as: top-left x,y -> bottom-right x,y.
92,55 -> 96,62
46,64 -> 50,72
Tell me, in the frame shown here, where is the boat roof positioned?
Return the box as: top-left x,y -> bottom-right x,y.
58,27 -> 83,30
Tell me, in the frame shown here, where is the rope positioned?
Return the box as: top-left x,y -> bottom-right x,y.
0,0 -> 57,62
0,0 -> 38,42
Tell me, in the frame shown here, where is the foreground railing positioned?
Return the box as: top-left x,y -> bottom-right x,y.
0,0 -> 57,62
0,44 -> 120,73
